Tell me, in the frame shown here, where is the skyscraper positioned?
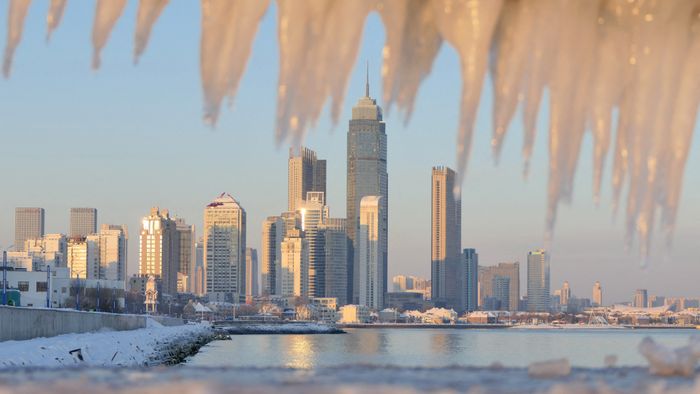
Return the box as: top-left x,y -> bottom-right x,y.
99,224 -> 128,281
70,208 -> 97,238
560,281 -> 571,306
492,276 -> 511,311
139,207 -> 180,295
288,146 -> 326,212
527,249 -> 550,312
280,228 -> 308,297
431,166 -> 461,309
479,262 -> 520,311
347,73 -> 388,304
245,247 -> 259,299
175,218 -> 195,293
261,216 -> 284,295
15,208 -> 45,251
460,248 -> 479,312
319,218 -> 348,306
358,196 -> 385,309
299,192 -> 329,298
203,193 -> 246,302
67,235 -> 99,279
194,238 -> 205,296
592,281 -> 603,307
634,289 -> 648,308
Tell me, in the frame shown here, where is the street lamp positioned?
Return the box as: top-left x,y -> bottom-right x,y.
2,244 -> 15,306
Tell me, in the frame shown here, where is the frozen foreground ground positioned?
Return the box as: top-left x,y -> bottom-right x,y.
1,330 -> 700,393
0,320 -> 213,368
1,365 -> 700,394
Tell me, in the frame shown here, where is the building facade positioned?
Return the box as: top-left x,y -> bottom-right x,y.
479,262 -> 520,311
634,289 -> 648,308
299,192 -> 329,298
492,276 -> 511,311
15,208 -> 45,251
347,78 -> 388,305
67,235 -> 100,279
288,146 -> 326,212
261,216 -> 284,296
203,193 -> 246,302
526,249 -> 550,312
175,218 -> 195,293
358,196 -> 384,310
460,248 -> 479,312
280,228 -> 307,298
98,224 -> 128,281
319,218 -> 348,306
592,281 -> 603,306
245,247 -> 259,299
138,207 -> 180,296
70,208 -> 97,238
431,167 -> 461,310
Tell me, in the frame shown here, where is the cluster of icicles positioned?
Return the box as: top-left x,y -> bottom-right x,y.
4,0 -> 699,262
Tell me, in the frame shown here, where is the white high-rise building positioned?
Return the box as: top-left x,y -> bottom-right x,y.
99,224 -> 128,281
560,281 -> 571,306
139,207 -> 180,296
592,281 -> 603,307
67,236 -> 100,279
358,196 -> 384,310
280,228 -> 308,297
24,233 -> 67,269
261,216 -> 284,296
299,191 -> 329,298
70,208 -> 97,238
527,249 -> 550,312
203,193 -> 246,302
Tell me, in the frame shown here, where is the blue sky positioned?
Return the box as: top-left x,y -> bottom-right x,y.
1,1 -> 698,303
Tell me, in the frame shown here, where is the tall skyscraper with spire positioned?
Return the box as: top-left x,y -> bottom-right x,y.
347,66 -> 388,304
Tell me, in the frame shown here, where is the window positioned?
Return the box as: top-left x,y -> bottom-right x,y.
36,282 -> 48,292
18,281 -> 29,292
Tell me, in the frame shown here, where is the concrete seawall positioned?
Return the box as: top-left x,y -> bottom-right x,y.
0,306 -> 152,341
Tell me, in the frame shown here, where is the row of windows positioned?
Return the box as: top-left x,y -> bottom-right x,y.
9,281 -> 48,292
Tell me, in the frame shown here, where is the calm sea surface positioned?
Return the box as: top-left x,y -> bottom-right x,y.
186,328 -> 698,369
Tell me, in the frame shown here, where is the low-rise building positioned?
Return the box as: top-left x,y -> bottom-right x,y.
339,304 -> 370,323
385,291 -> 426,312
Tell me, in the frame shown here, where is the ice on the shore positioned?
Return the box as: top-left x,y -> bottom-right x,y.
527,358 -> 571,379
638,336 -> 700,377
0,321 -> 211,369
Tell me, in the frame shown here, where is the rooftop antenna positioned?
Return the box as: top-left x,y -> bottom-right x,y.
365,60 -> 369,97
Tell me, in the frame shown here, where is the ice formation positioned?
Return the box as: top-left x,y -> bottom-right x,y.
638,336 -> 700,377
527,358 -> 572,379
2,0 -> 700,259
46,0 -> 67,42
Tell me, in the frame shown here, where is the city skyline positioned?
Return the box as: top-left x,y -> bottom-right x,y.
1,2 -> 699,304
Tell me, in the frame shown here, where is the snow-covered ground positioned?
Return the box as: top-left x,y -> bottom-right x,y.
0,320 -> 213,368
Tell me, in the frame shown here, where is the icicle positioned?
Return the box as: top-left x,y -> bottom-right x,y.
91,0 -> 127,70
3,0 -> 32,78
378,0 -> 442,122
275,0 -> 371,146
46,0 -> 67,42
431,0 -> 503,196
200,0 -> 269,126
134,0 -> 169,64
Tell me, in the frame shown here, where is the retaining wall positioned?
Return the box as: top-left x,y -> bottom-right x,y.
0,306 -> 148,341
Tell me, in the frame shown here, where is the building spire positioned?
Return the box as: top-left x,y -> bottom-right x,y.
365,60 -> 369,97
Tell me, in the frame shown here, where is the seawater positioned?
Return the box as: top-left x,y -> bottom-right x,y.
186,328 -> 697,369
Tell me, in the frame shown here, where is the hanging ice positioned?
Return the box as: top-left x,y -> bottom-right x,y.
134,0 -> 169,64
3,0 -> 700,261
46,0 -> 67,42
3,0 -> 32,78
91,0 -> 127,70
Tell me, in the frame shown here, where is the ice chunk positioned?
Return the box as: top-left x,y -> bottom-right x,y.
528,358 -> 571,378
638,336 -> 700,377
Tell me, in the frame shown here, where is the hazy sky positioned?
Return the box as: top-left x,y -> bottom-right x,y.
1,1 -> 698,303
